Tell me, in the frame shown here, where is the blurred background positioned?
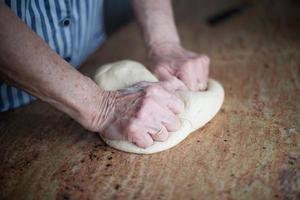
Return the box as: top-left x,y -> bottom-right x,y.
0,0 -> 299,199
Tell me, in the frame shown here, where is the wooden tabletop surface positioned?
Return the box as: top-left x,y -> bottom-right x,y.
0,0 -> 299,199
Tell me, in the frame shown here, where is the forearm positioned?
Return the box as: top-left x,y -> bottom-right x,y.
131,0 -> 180,51
0,4 -> 112,129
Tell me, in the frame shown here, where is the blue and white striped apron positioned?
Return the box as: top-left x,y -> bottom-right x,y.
0,0 -> 106,111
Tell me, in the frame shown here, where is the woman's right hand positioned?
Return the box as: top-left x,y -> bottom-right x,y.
94,81 -> 184,148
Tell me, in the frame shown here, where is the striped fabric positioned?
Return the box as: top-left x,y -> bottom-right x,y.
0,0 -> 106,112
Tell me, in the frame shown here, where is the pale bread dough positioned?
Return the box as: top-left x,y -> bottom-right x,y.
94,60 -> 224,154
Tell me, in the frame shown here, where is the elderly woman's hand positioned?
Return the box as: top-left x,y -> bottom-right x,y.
86,81 -> 184,148
148,42 -> 210,91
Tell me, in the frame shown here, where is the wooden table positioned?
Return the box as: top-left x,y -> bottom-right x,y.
0,0 -> 299,199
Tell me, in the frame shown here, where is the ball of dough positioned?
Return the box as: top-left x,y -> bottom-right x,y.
94,60 -> 224,154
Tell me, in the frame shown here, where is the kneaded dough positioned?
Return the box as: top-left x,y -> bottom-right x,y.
94,60 -> 224,154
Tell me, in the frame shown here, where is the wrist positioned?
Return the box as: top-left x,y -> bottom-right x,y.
147,41 -> 182,61
79,86 -> 118,133
91,90 -> 117,132
146,35 -> 180,50
53,75 -> 117,133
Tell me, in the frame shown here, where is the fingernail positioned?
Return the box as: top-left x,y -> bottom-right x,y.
198,83 -> 207,91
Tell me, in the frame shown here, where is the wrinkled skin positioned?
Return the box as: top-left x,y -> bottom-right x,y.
148,43 -> 210,91
99,43 -> 210,148
101,81 -> 184,148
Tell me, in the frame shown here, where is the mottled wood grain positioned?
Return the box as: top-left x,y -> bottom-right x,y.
0,0 -> 299,199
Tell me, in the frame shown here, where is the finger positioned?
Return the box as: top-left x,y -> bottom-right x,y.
154,66 -> 187,91
133,132 -> 154,148
146,85 -> 184,114
198,82 -> 208,91
154,66 -> 173,81
158,105 -> 181,132
160,77 -> 188,92
138,99 -> 181,132
149,125 -> 169,142
196,55 -> 210,91
127,124 -> 154,148
177,63 -> 199,91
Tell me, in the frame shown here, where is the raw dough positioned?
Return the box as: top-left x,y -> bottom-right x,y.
94,60 -> 224,154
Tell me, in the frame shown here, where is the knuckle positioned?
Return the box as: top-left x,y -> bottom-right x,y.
126,122 -> 138,136
142,96 -> 154,107
146,84 -> 162,95
133,134 -> 153,148
127,130 -> 138,143
153,64 -> 165,73
201,54 -> 210,64
138,97 -> 156,118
